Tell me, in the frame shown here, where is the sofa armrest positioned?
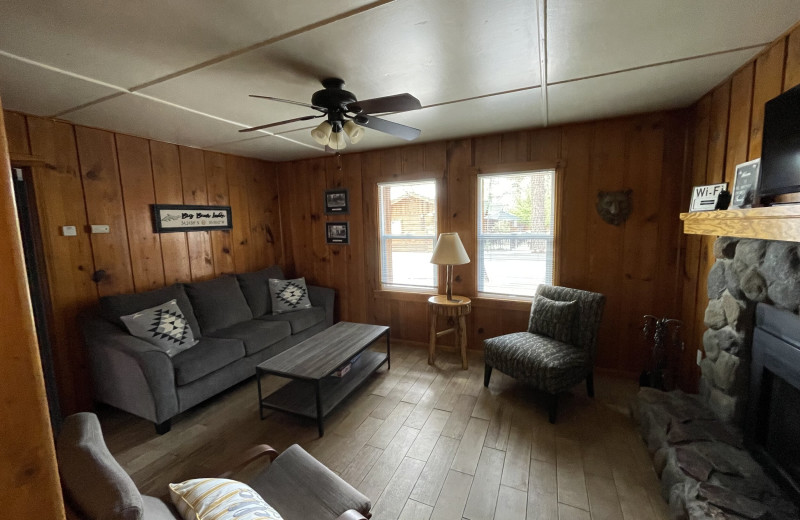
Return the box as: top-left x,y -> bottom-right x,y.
308,285 -> 335,326
81,314 -> 179,424
248,444 -> 371,519
217,444 -> 278,479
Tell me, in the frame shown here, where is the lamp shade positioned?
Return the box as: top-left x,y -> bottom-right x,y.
329,130 -> 347,150
430,232 -> 470,265
311,121 -> 332,145
343,120 -> 365,144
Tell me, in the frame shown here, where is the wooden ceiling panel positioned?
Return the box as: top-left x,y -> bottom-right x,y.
547,48 -> 761,126
273,88 -> 543,154
547,0 -> 800,83
0,54 -> 118,116
63,93 -> 298,150
0,0 -> 376,88
138,0 -> 540,125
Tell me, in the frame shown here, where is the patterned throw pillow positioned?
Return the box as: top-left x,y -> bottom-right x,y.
528,295 -> 578,344
169,478 -> 283,520
269,277 -> 312,314
120,299 -> 198,356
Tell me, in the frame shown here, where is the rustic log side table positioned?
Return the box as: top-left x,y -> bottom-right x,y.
428,295 -> 472,369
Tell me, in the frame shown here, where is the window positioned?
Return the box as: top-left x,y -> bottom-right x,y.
379,180 -> 437,288
477,169 -> 556,297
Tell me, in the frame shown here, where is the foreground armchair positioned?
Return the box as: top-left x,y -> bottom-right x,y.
483,285 -> 605,423
57,413 -> 371,520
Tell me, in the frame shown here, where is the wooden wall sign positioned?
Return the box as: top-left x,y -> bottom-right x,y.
152,204 -> 232,233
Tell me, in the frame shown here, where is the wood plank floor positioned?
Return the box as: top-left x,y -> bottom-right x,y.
99,341 -> 669,520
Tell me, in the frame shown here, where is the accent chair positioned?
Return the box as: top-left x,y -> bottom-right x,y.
483,285 -> 605,423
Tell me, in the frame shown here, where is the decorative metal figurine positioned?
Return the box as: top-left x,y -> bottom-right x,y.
640,315 -> 683,390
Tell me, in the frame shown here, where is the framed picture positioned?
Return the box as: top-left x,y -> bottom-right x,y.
325,188 -> 349,214
689,183 -> 727,212
731,158 -> 761,209
152,204 -> 232,233
326,222 -> 349,244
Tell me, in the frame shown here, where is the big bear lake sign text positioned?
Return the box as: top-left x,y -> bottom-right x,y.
152,204 -> 232,233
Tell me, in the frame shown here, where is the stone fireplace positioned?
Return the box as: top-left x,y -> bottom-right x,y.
636,236 -> 800,519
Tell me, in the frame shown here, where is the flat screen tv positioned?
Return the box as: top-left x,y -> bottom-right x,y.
760,83 -> 800,201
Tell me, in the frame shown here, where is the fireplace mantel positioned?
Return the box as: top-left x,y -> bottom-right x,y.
680,205 -> 800,242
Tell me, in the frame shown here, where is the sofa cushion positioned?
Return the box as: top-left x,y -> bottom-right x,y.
237,265 -> 285,317
100,284 -> 200,338
172,336 -> 245,385
209,319 -> 292,356
258,306 -> 326,334
142,496 -> 179,520
185,275 -> 253,334
56,412 -> 143,520
484,332 -> 589,394
120,299 -> 198,357
269,277 -> 312,314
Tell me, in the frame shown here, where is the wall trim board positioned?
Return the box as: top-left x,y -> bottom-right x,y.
0,99 -> 66,519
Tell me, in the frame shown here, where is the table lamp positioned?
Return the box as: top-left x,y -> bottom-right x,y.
430,232 -> 470,302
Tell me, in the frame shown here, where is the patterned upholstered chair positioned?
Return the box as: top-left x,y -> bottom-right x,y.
483,285 -> 605,423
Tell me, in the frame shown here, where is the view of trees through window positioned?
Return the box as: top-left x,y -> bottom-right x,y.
379,180 -> 437,288
478,170 -> 555,296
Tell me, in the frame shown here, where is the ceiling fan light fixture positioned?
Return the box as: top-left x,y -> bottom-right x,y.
329,130 -> 347,150
311,121 -> 332,145
343,120 -> 365,144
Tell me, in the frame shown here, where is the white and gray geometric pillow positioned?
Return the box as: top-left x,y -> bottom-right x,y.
269,278 -> 312,314
120,299 -> 198,356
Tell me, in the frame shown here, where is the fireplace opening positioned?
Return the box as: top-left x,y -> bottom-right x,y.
746,303 -> 800,505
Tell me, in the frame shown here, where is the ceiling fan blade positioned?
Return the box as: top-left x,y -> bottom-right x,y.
249,95 -> 327,113
350,93 -> 421,114
239,114 -> 325,133
355,115 -> 421,141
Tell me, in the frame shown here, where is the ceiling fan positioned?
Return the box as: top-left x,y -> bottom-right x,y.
240,78 -> 422,150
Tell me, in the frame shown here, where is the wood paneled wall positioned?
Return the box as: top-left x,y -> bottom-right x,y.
4,112 -> 283,415
680,24 -> 800,390
278,111 -> 691,379
0,102 -> 66,519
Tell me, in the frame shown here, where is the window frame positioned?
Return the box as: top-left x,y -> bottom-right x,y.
474,162 -> 562,299
377,177 -> 439,291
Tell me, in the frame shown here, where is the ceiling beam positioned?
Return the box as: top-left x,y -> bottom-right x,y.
536,0 -> 549,126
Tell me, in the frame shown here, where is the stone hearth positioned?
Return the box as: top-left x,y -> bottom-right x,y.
635,236 -> 800,519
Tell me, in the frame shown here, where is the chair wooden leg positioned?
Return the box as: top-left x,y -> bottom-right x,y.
484,364 -> 492,387
548,394 -> 558,424
586,371 -> 595,398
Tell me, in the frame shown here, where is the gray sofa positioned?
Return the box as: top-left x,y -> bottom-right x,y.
81,266 -> 334,433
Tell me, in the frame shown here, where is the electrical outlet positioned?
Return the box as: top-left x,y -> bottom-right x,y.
91,225 -> 110,234
696,349 -> 703,366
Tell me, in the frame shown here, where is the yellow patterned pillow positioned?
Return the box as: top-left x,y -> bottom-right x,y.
169,478 -> 283,520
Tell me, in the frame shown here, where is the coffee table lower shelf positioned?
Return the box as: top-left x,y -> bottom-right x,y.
258,350 -> 388,435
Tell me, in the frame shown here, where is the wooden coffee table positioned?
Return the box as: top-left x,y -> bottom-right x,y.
256,321 -> 390,436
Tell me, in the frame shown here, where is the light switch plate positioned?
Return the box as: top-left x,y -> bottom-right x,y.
61,226 -> 77,236
91,225 -> 110,234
